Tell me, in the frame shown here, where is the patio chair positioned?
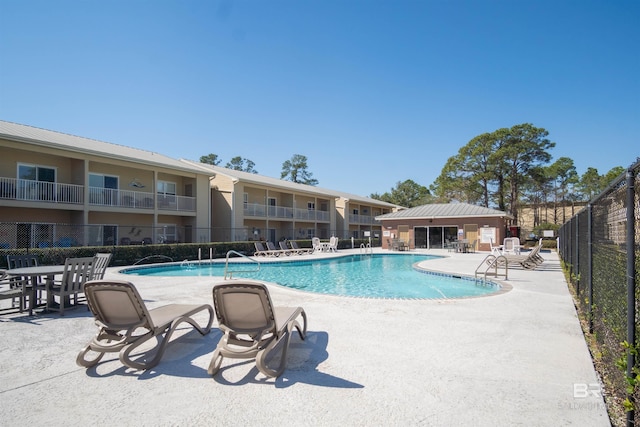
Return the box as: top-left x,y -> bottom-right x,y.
0,273 -> 27,312
328,236 -> 338,252
311,237 -> 321,252
266,241 -> 290,256
77,280 -> 214,370
277,241 -> 294,256
289,240 -> 313,255
503,238 -> 521,255
489,239 -> 503,255
254,242 -> 279,257
91,253 -> 113,280
498,240 -> 544,270
208,280 -> 307,378
6,254 -> 43,308
47,256 -> 95,316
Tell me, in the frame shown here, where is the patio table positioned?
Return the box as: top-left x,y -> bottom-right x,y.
6,265 -> 65,315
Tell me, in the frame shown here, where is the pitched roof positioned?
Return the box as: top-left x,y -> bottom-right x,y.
0,120 -> 208,174
375,203 -> 512,220
181,159 -> 400,208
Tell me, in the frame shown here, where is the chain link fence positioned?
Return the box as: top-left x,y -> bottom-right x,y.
0,222 -> 381,268
558,160 -> 639,427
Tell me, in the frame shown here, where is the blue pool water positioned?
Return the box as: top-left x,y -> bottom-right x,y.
122,253 -> 501,299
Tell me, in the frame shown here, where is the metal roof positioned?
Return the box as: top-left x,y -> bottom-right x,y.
375,203 -> 512,220
0,120 -> 209,174
181,159 -> 400,208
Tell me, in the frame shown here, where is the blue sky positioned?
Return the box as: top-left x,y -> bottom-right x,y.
1,0 -> 638,197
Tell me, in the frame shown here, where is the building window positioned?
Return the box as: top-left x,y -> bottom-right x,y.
308,202 -> 315,210
157,181 -> 176,196
352,208 -> 359,215
17,163 -> 56,201
243,193 -> 248,208
158,224 -> 177,243
89,173 -> 118,205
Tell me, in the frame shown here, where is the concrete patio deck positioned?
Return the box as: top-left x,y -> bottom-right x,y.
0,249 -> 610,426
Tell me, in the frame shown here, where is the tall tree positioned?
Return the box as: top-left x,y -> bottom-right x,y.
576,167 -> 602,201
431,133 -> 494,205
200,153 -> 221,166
601,166 -> 625,188
225,156 -> 258,173
371,180 -> 431,207
546,157 -> 578,223
575,166 -> 625,201
281,154 -> 318,185
494,123 -> 555,223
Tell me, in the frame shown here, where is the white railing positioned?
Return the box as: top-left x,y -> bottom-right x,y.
349,214 -> 379,225
0,177 -> 84,204
244,202 -> 330,222
89,187 -> 154,209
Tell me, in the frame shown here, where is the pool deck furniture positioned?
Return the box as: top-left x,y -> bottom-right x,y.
77,280 -> 214,370
289,240 -> 313,255
208,280 -> 307,378
277,241 -> 294,256
254,241 -> 281,257
494,240 -> 544,270
47,256 -> 95,316
0,274 -> 27,312
5,264 -> 66,315
91,253 -> 113,280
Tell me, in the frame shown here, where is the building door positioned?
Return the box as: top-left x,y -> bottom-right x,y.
414,227 -> 427,248
463,224 -> 479,250
267,228 -> 277,243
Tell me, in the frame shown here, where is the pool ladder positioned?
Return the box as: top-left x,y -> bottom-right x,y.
359,243 -> 372,255
475,254 -> 508,280
224,250 -> 260,280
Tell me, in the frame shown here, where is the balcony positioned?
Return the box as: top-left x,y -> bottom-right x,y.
349,213 -> 380,225
244,203 -> 330,221
0,177 -> 83,204
88,187 -> 195,211
0,177 -> 195,212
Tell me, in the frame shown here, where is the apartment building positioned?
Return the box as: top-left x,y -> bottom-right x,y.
0,121 -> 399,249
0,121 -> 212,248
182,161 -> 399,243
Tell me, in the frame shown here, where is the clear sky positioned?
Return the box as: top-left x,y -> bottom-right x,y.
1,0 -> 638,197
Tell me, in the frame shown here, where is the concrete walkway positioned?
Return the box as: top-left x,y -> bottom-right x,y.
0,249 -> 610,426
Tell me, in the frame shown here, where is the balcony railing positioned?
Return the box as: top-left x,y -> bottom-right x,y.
0,177 -> 195,212
244,203 -> 330,221
89,187 -> 155,208
0,177 -> 84,204
349,214 -> 380,225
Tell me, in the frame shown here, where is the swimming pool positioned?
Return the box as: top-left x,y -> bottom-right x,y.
122,253 -> 502,299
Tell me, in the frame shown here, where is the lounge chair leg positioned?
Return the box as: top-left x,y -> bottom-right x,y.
76,345 -> 106,368
208,350 -> 224,376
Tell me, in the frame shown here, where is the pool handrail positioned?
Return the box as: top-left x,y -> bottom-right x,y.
475,254 -> 508,281
224,250 -> 260,280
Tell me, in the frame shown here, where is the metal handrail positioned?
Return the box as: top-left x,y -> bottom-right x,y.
224,250 -> 260,280
359,243 -> 372,255
475,254 -> 508,280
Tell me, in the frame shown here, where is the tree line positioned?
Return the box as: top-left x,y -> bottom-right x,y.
200,123 -> 624,227
371,123 -> 624,226
199,153 -> 318,186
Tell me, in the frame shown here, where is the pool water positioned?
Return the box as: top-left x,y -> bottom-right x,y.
122,254 -> 501,299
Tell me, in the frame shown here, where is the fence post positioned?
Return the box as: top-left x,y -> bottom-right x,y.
625,167 -> 636,427
587,204 -> 594,334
